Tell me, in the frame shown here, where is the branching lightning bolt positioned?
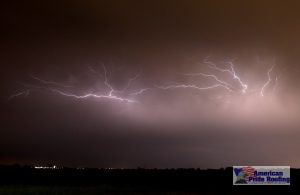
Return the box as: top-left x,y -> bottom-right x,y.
8,82 -> 43,100
123,71 -> 141,91
183,72 -> 233,92
30,75 -> 73,88
203,57 -> 248,93
260,66 -> 274,97
9,65 -> 150,103
157,84 -> 226,91
8,89 -> 31,100
101,65 -> 115,96
158,57 -> 248,94
226,61 -> 248,93
9,58 -> 280,105
46,65 -> 148,103
130,88 -> 151,96
50,89 -> 135,103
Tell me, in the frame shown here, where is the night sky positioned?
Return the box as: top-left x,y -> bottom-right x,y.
1,0 -> 300,168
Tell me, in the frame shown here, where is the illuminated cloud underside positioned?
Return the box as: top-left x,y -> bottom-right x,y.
10,58 -> 277,106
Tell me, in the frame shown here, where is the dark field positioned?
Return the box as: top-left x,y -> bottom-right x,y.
0,165 -> 296,194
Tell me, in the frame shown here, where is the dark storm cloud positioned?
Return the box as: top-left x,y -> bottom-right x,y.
1,0 -> 300,168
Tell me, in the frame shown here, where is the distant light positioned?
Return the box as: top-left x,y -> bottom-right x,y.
34,165 -> 58,169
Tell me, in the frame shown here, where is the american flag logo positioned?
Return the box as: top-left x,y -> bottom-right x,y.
242,166 -> 257,181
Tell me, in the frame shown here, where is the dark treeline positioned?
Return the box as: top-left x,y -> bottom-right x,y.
0,165 -> 296,194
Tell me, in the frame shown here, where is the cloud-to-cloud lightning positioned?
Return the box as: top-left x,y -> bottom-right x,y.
50,88 -> 135,103
157,57 -> 248,95
156,84 -> 226,91
9,57 -> 279,105
8,89 -> 32,100
260,66 -> 275,97
9,65 -> 150,103
30,75 -> 73,88
203,57 -> 248,93
182,72 -> 233,92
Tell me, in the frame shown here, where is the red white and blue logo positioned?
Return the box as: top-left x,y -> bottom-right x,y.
233,166 -> 290,185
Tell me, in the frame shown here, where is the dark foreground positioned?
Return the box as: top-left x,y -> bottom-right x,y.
0,165 -> 296,194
